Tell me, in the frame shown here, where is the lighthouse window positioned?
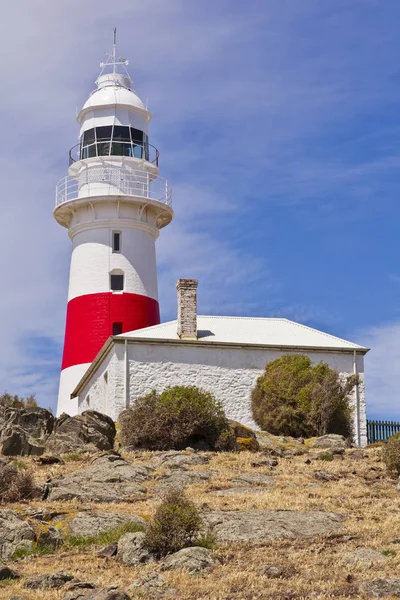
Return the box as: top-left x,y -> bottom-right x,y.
113,322 -> 123,335
112,231 -> 121,253
110,273 -> 124,292
79,125 -> 148,161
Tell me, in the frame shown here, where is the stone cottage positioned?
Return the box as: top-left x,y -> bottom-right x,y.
72,279 -> 369,446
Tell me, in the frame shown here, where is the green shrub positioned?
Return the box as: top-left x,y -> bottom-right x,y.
119,385 -> 234,451
383,434 -> 400,475
143,489 -> 203,558
0,463 -> 37,503
251,355 -> 357,439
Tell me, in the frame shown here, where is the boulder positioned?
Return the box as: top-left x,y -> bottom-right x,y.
117,531 -> 154,566
24,572 -> 75,589
0,406 -> 54,456
203,509 -> 344,542
361,578 -> 400,597
161,546 -> 216,573
62,582 -> 96,600
312,434 -> 348,452
228,421 -> 260,452
46,411 -> 116,454
155,451 -> 209,469
97,542 -> 118,558
37,525 -> 63,550
127,572 -> 176,598
0,564 -> 20,580
342,548 -> 388,567
82,589 -> 131,600
253,432 -> 284,456
0,510 -> 36,560
258,564 -> 295,578
67,511 -> 145,538
154,468 -> 212,490
48,453 -> 150,502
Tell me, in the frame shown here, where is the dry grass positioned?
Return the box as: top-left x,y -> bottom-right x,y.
1,447 -> 399,599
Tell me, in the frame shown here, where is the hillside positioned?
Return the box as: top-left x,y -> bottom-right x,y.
0,438 -> 399,599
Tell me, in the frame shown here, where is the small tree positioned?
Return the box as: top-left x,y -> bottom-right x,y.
251,354 -> 357,438
143,489 -> 202,557
119,385 -> 234,450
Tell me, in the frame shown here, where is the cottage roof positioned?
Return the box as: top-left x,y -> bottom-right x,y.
118,316 -> 367,351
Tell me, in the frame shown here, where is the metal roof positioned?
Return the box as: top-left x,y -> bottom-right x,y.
118,316 -> 367,351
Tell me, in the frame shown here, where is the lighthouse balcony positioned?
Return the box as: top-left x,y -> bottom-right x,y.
55,167 -> 172,207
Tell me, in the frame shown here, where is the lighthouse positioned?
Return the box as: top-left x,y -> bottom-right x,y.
54,37 -> 173,416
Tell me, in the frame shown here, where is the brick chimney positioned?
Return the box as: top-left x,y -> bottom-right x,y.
176,279 -> 198,340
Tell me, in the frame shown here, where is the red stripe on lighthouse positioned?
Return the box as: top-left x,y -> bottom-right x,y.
61,292 -> 160,370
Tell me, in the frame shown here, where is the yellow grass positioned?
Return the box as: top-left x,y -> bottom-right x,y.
1,447 -> 399,599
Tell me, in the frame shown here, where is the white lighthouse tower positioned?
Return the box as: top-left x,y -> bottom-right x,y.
54,36 -> 173,416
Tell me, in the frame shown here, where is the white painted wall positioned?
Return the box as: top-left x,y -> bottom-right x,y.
77,341 -> 367,446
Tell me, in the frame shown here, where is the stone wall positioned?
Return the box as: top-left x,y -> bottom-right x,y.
77,341 -> 367,445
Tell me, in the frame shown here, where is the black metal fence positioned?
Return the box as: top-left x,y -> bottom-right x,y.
367,420 -> 400,444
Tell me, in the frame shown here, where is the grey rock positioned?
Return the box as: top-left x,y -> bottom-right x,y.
361,578 -> 400,597
46,410 -> 115,454
204,509 -> 344,542
154,468 -> 212,490
231,472 -> 275,486
68,511 -> 145,537
343,548 -> 388,567
24,571 -> 75,589
0,563 -> 20,580
258,565 -> 285,578
155,451 -> 209,469
127,572 -> 176,597
48,454 -> 150,502
37,525 -> 63,550
347,449 -> 365,460
117,531 -> 154,566
161,546 -> 215,573
253,432 -> 283,456
0,510 -> 35,561
0,406 -> 54,456
97,542 -> 118,557
312,434 -> 347,452
62,582 -> 96,600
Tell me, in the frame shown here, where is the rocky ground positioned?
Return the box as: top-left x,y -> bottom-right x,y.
1,432 -> 400,599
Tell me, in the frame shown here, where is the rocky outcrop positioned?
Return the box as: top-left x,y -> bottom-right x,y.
155,450 -> 209,469
161,546 -> 216,573
117,531 -> 154,566
0,510 -> 36,560
46,411 -> 116,455
342,548 -> 388,567
229,421 -> 260,452
24,572 -> 75,590
127,573 -> 176,598
48,453 -> 150,503
312,434 -> 348,452
0,406 -> 54,456
67,511 -> 145,538
153,467 -> 212,491
204,509 -> 344,542
361,578 -> 400,598
0,564 -> 20,580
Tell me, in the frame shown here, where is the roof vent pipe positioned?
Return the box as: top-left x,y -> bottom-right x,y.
177,279 -> 198,340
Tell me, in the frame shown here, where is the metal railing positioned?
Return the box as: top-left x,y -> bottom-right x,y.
69,139 -> 159,167
367,419 -> 400,444
55,167 -> 172,207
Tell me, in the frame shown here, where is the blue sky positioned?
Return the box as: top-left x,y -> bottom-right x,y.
0,0 -> 399,418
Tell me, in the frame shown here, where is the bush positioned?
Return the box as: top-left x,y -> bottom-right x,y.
383,434 -> 400,475
0,462 -> 37,503
143,489 -> 203,557
0,393 -> 37,408
251,354 -> 357,439
119,385 -> 234,451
